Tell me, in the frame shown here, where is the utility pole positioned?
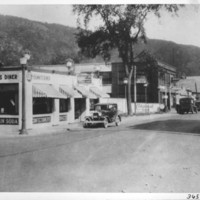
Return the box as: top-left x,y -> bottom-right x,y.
134,65 -> 137,115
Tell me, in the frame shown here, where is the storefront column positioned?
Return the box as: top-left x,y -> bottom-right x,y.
53,99 -> 59,126
79,97 -> 90,122
85,98 -> 90,116
26,79 -> 33,129
68,98 -> 75,123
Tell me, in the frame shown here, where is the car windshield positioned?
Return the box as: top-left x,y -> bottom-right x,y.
94,104 -> 117,111
180,98 -> 193,103
95,105 -> 109,111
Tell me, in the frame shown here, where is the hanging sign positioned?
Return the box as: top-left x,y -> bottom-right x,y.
136,75 -> 147,84
77,74 -> 92,84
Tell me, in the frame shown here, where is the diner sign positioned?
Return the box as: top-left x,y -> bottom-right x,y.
0,74 -> 18,81
0,118 -> 18,125
77,74 -> 92,84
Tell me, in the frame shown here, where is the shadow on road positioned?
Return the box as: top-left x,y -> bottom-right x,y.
129,119 -> 200,135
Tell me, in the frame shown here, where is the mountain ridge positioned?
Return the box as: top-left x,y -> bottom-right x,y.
0,14 -> 200,75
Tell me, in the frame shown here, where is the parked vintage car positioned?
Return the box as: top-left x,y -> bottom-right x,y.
83,103 -> 121,128
177,97 -> 198,114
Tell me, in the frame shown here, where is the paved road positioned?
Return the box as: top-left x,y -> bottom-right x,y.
0,111 -> 200,192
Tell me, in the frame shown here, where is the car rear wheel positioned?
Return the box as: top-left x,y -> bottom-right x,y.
115,116 -> 121,126
103,118 -> 108,128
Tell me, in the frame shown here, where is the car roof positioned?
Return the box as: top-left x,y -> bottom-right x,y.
95,103 -> 117,106
181,97 -> 193,100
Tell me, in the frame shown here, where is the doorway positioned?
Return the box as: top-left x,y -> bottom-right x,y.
75,98 -> 86,121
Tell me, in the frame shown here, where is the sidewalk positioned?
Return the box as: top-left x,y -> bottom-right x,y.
1,110 -> 177,138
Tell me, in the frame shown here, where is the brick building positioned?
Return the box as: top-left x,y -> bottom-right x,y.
111,61 -> 176,108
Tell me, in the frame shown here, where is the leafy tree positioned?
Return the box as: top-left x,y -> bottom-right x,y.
73,4 -> 183,115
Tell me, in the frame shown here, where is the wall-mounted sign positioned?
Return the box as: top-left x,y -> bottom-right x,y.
0,74 -> 18,81
77,74 -> 92,84
59,115 -> 67,121
158,85 -> 166,90
32,74 -> 51,81
33,116 -> 51,124
0,118 -> 18,125
136,75 -> 147,84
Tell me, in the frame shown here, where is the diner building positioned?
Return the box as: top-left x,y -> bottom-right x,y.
0,66 -> 109,134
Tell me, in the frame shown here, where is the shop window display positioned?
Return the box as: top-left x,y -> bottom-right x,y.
59,99 -> 70,113
33,98 -> 53,114
0,84 -> 19,115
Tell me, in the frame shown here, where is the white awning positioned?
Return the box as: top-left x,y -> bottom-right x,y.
90,86 -> 110,98
74,85 -> 97,99
59,85 -> 82,98
33,84 -> 66,99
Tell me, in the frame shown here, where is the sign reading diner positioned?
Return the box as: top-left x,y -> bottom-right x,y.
0,74 -> 18,80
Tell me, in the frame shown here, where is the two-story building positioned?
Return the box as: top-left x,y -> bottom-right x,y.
111,60 -> 177,109
74,63 -> 112,96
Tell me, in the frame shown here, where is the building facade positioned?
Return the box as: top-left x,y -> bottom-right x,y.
74,63 -> 112,95
0,66 -> 109,134
111,61 -> 176,108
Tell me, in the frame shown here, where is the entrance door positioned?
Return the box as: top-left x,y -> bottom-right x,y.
75,98 -> 86,121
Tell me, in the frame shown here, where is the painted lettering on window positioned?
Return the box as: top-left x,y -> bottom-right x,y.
33,116 -> 51,124
0,118 -> 18,125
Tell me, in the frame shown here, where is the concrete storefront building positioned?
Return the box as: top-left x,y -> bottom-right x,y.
0,66 -> 109,134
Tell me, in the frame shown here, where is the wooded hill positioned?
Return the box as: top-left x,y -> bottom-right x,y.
0,14 -> 200,76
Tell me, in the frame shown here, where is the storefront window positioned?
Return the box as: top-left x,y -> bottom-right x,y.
33,98 -> 53,114
59,99 -> 70,113
0,84 -> 19,115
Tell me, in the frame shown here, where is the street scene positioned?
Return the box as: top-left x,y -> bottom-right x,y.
0,3 -> 200,195
0,110 -> 200,192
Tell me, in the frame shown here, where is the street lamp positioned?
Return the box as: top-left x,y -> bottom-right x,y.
123,78 -> 128,99
66,58 -> 74,75
19,50 -> 30,135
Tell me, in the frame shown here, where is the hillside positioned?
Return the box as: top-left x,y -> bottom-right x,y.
141,39 -> 200,76
0,14 -> 79,66
0,14 -> 200,75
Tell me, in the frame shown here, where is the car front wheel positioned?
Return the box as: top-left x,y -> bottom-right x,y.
103,118 -> 108,128
115,116 -> 121,126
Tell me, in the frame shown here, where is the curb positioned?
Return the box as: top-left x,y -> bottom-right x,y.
0,111 -> 176,138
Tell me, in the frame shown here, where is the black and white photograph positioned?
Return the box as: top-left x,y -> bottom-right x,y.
0,0 -> 199,198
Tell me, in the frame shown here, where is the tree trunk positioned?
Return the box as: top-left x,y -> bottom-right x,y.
127,77 -> 133,115
126,66 -> 134,115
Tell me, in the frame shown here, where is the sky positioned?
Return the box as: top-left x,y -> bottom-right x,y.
0,3 -> 199,47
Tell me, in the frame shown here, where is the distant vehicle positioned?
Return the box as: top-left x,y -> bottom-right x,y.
177,97 -> 198,114
195,100 -> 200,111
83,103 -> 121,128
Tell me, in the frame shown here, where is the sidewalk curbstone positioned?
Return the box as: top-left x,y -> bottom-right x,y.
0,111 -> 176,137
